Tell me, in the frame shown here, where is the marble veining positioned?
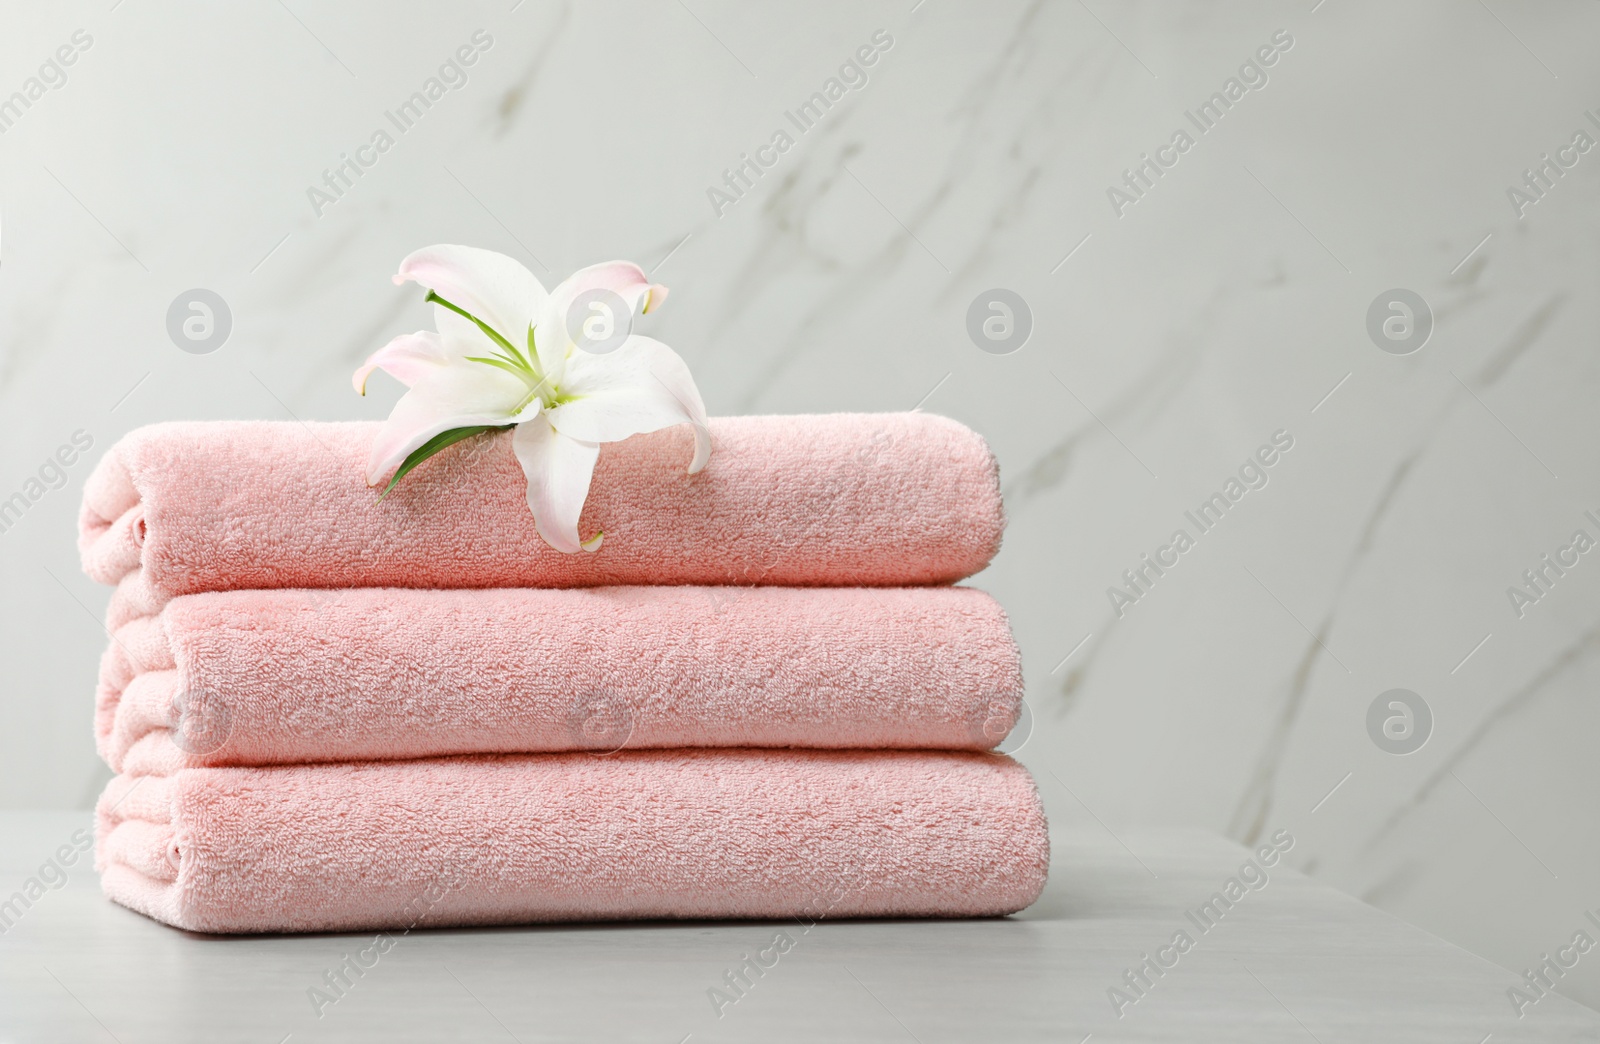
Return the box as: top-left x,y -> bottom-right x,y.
2,0 -> 1599,1014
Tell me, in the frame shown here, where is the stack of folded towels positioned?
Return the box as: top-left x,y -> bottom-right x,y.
77,413 -> 1047,933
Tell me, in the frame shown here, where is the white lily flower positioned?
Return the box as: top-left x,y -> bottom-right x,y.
354,244 -> 711,553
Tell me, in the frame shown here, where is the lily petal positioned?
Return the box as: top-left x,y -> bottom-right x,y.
366,362 -> 532,486
512,416 -> 603,554
554,260 -> 667,318
545,335 -> 711,474
394,244 -> 547,353
431,303 -> 495,361
353,331 -> 451,395
533,260 -> 668,374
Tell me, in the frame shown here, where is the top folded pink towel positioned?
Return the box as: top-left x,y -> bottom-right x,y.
79,413 -> 1003,599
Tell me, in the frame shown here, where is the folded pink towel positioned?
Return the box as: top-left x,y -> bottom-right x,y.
98,585 -> 1023,773
79,414 -> 1002,605
96,749 -> 1049,933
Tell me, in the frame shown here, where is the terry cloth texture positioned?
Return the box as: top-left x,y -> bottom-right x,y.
79,413 -> 1004,611
96,749 -> 1050,933
96,585 -> 1024,773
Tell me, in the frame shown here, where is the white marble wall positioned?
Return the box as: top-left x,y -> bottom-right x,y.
3,0 -> 1598,1012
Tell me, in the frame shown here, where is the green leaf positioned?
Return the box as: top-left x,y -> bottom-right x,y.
377,424 -> 511,501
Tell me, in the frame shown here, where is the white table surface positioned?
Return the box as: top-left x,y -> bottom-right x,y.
0,811 -> 1594,1043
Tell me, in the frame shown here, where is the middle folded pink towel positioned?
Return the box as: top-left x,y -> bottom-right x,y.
99,585 -> 1023,774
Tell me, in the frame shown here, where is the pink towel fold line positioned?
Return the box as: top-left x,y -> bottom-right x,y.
96,585 -> 1024,772
96,749 -> 1050,933
79,413 -> 1004,600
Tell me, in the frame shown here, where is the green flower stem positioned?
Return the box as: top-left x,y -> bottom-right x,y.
426,291 -> 537,376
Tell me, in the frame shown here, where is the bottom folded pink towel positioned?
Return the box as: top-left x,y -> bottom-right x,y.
96,749 -> 1049,934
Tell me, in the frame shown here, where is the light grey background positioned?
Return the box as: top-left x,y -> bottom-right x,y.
2,0 -> 1597,1016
